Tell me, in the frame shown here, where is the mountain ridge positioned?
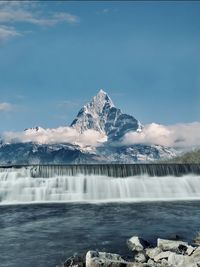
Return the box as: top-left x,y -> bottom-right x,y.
0,89 -> 176,164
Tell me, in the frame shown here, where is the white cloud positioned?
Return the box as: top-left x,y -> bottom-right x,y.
0,1 -> 35,7
3,121 -> 200,149
123,122 -> 200,148
0,1 -> 79,40
3,127 -> 106,147
0,102 -> 14,111
53,12 -> 80,25
0,9 -> 79,26
0,25 -> 20,41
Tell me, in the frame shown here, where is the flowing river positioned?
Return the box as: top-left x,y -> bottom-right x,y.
0,164 -> 200,267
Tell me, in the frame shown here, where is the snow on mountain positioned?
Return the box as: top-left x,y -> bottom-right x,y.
71,89 -> 142,141
96,144 -> 177,163
0,89 -> 177,164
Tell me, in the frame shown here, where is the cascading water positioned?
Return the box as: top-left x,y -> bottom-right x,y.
0,165 -> 200,204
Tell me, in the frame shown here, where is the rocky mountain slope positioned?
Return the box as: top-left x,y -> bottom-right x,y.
71,89 -> 142,141
0,89 -> 176,165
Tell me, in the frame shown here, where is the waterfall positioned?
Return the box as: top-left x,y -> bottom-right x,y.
0,165 -> 200,204
0,164 -> 200,178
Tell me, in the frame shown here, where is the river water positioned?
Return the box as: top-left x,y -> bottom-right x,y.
0,201 -> 200,267
1,166 -> 200,267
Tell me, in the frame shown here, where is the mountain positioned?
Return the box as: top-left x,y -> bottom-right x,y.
71,89 -> 142,141
163,149 -> 200,164
0,142 -> 97,165
0,142 -> 176,165
0,89 -> 176,165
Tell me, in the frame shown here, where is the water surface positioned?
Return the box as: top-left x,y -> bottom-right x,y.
0,201 -> 200,267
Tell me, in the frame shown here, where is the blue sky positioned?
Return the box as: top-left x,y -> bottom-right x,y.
0,0 -> 199,132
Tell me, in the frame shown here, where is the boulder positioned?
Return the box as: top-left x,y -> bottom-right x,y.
147,259 -> 155,265
127,264 -> 144,267
134,252 -> 147,263
191,246 -> 200,263
127,236 -> 150,252
161,258 -> 168,265
60,254 -> 85,267
154,251 -> 172,262
167,253 -> 199,267
146,248 -> 162,260
157,239 -> 188,252
86,251 -> 127,267
186,246 -> 195,256
177,244 -> 188,254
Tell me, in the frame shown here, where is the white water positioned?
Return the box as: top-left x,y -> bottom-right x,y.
0,168 -> 200,204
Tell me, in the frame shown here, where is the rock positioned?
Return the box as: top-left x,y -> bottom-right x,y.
86,251 -> 127,267
127,236 -> 150,252
167,253 -> 198,267
186,246 -> 195,256
177,244 -> 188,254
146,259 -> 170,267
191,246 -> 200,263
134,252 -> 147,263
127,264 -> 145,267
154,251 -> 172,262
146,248 -> 162,260
157,238 -> 188,252
161,258 -> 168,265
147,259 -> 154,265
63,254 -> 85,267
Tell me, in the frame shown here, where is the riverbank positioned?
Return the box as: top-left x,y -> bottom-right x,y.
57,235 -> 200,267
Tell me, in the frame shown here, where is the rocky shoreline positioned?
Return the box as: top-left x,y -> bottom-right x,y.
57,236 -> 200,267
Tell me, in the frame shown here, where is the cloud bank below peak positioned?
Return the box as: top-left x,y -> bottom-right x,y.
2,122 -> 200,150
2,127 -> 106,148
122,122 -> 200,149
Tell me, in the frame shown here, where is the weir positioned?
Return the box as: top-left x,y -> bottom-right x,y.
0,164 -> 200,204
0,164 -> 200,178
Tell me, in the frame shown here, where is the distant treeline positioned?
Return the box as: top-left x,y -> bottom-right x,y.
165,149 -> 200,164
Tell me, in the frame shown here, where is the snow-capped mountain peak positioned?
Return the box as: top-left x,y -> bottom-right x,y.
71,89 -> 142,141
92,89 -> 114,111
81,89 -> 114,116
0,89 -> 177,164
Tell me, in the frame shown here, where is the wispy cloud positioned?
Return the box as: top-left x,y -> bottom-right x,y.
0,102 -> 14,111
53,12 -> 80,25
0,10 -> 79,26
0,25 -> 21,40
0,1 -> 80,41
0,1 -> 35,7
